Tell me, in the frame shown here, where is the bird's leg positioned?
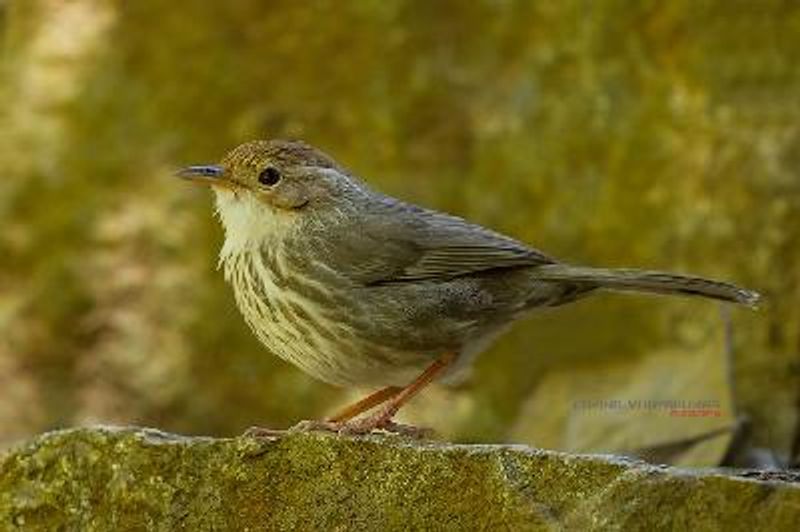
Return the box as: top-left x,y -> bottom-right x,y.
328,386 -> 403,422
247,354 -> 455,439
242,386 -> 405,437
337,352 -> 456,436
278,386 -> 403,435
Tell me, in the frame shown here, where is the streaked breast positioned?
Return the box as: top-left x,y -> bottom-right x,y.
221,246 -> 421,386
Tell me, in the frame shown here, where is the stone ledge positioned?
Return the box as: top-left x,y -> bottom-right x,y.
0,427 -> 797,530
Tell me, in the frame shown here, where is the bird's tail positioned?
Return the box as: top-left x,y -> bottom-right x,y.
533,264 -> 760,307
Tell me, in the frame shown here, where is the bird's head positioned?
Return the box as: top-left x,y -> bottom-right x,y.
178,139 -> 362,252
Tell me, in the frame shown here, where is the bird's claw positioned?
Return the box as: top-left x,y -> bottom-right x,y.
242,420 -> 341,438
289,419 -> 342,433
244,418 -> 434,439
335,417 -> 434,439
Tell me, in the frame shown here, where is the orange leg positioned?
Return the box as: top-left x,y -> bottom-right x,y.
339,352 -> 456,435
250,353 -> 457,439
328,386 -> 402,423
243,386 -> 400,439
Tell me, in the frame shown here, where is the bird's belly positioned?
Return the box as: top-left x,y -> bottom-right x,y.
240,294 -> 431,387
226,252 -> 435,387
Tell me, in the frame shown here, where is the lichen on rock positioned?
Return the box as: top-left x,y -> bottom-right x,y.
1,427 -> 798,530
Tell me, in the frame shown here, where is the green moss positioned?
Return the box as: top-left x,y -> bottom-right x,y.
1,428 -> 798,530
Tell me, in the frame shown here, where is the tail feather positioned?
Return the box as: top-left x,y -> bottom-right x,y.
534,264 -> 760,308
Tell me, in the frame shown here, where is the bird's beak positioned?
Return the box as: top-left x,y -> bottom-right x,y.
175,165 -> 230,187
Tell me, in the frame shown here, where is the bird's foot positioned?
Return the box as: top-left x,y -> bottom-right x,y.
269,416 -> 434,439
289,419 -> 343,433
243,412 -> 434,440
339,420 -> 436,440
242,421 -> 341,439
336,408 -> 434,439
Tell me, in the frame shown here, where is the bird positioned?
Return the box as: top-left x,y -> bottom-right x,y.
177,139 -> 759,436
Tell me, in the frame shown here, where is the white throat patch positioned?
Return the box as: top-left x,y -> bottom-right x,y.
214,188 -> 297,260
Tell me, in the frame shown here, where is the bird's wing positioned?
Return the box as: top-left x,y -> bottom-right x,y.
391,242 -> 550,282
329,199 -> 555,285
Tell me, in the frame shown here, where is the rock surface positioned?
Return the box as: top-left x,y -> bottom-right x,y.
1,427 -> 798,530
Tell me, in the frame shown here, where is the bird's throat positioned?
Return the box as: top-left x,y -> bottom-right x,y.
214,188 -> 297,260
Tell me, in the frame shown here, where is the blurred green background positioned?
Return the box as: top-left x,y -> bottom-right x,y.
1,0 -> 798,467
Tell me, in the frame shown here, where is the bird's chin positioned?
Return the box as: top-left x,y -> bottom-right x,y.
212,187 -> 239,219
211,185 -> 240,200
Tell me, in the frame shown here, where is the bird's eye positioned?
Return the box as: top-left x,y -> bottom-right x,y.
257,167 -> 282,186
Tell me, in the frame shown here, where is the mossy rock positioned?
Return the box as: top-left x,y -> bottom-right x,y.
0,427 -> 797,530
